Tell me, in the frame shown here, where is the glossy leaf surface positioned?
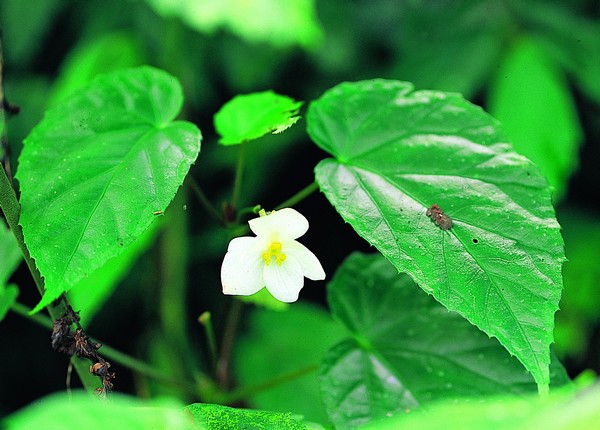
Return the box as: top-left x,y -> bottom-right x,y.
214,91 -> 302,145
321,253 -> 568,429
307,79 -> 565,391
17,66 -> 201,312
186,403 -> 308,430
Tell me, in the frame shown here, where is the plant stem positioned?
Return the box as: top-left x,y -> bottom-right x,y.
10,301 -> 199,395
222,362 -> 320,404
275,181 -> 319,210
198,311 -> 218,376
187,176 -> 224,226
231,141 -> 246,212
217,299 -> 244,389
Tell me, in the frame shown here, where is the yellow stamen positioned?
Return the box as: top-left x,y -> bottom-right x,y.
262,241 -> 286,266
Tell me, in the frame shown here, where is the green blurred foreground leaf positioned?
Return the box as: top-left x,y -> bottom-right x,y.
362,384 -> 600,430
3,392 -> 194,430
186,403 -> 308,429
321,253 -> 569,429
214,90 -> 302,145
307,79 -> 565,392
488,38 -> 581,199
17,66 -> 201,313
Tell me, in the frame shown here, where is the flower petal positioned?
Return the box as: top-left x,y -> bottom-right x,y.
263,256 -> 304,302
249,208 -> 309,240
221,237 -> 264,296
284,240 -> 326,281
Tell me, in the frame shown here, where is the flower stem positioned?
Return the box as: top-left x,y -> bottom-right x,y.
275,181 -> 319,210
222,362 -> 320,404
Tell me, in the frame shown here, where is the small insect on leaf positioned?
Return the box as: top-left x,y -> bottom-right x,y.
426,204 -> 453,230
153,210 -> 163,216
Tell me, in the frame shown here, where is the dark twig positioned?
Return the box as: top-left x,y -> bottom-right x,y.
51,295 -> 116,397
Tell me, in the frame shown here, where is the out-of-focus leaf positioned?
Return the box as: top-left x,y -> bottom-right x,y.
17,66 -> 201,313
0,222 -> 22,286
214,91 -> 302,145
392,1 -> 507,97
307,79 -> 565,392
238,288 -> 290,311
186,403 -> 308,430
145,0 -> 322,49
362,384 -> 600,430
0,223 -> 21,322
3,392 -> 194,430
554,209 -> 600,359
47,32 -> 146,107
511,0 -> 600,104
321,252 -> 569,429
0,0 -> 65,67
488,38 -> 582,199
234,302 -> 347,423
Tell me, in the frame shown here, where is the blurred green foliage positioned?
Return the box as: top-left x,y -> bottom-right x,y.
1,0 -> 599,422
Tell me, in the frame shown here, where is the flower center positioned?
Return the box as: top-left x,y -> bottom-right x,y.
262,241 -> 287,266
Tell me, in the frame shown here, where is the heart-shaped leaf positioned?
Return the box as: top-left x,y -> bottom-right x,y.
320,252 -> 569,429
307,80 -> 565,392
17,66 -> 201,312
214,91 -> 302,145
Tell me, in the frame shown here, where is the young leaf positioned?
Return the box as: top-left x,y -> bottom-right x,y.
0,285 -> 19,322
4,391 -> 194,430
214,91 -> 302,145
186,403 -> 308,430
17,66 -> 202,313
320,252 -> 569,429
488,38 -> 582,199
307,80 -> 565,392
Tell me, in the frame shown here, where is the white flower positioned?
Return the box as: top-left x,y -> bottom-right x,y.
221,208 -> 325,302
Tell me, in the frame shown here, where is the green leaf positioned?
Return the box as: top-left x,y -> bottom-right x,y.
186,403 -> 308,430
214,91 -> 302,145
145,0 -> 322,49
321,252 -> 568,429
391,0 -> 506,98
17,66 -> 202,313
361,384 -> 600,430
233,302 -> 347,423
0,222 -> 22,286
47,31 -> 145,107
3,391 -> 194,430
0,285 -> 19,322
554,209 -> 600,359
488,38 -> 582,199
509,1 -> 600,105
307,80 -> 565,392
